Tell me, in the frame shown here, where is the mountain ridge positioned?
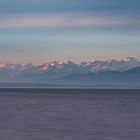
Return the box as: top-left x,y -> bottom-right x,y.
0,57 -> 140,73
0,57 -> 140,87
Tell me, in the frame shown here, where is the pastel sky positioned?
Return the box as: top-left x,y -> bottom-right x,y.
0,0 -> 140,64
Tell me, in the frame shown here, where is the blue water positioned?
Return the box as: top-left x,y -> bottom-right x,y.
0,89 -> 140,140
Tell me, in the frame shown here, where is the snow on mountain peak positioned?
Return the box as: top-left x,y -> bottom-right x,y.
0,57 -> 139,73
0,64 -> 5,69
81,57 -> 140,72
123,57 -> 138,62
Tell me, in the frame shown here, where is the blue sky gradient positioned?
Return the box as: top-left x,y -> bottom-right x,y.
0,0 -> 140,64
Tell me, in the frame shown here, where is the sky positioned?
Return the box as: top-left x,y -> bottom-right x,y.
0,0 -> 140,64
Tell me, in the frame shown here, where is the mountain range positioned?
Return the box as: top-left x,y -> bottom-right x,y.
0,57 -> 140,88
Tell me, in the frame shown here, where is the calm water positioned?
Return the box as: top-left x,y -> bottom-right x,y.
0,89 -> 140,140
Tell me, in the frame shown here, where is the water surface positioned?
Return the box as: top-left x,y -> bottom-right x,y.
0,89 -> 140,140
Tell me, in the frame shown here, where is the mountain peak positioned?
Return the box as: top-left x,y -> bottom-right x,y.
0,57 -> 139,72
0,57 -> 140,86
0,64 -> 5,69
123,57 -> 136,61
50,60 -> 65,65
81,57 -> 140,72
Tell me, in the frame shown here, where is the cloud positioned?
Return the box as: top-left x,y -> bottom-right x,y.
0,13 -> 138,30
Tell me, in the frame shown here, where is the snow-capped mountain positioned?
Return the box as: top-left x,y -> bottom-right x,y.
0,57 -> 140,87
81,57 -> 140,72
36,60 -> 65,72
0,57 -> 139,73
0,60 -> 91,83
35,61 -> 91,80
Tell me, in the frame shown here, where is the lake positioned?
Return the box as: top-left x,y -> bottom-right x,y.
0,89 -> 140,140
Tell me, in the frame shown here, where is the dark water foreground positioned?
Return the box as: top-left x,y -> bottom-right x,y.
0,88 -> 140,140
